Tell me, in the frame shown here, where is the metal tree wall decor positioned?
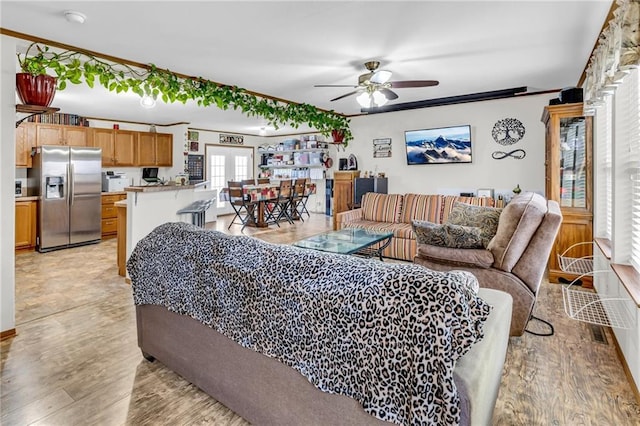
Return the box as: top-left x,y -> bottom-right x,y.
491,117 -> 527,159
491,118 -> 525,145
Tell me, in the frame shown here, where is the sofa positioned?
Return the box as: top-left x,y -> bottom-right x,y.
128,222 -> 513,426
414,192 -> 562,336
336,192 -> 495,261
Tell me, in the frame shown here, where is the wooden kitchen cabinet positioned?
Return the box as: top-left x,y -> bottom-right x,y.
332,170 -> 361,230
102,193 -> 127,238
16,122 -> 35,167
15,200 -> 37,252
155,133 -> 173,166
136,132 -> 173,167
36,124 -> 89,147
91,128 -> 136,167
541,102 -> 593,287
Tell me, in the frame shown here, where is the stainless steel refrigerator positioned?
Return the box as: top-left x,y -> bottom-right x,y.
28,146 -> 102,252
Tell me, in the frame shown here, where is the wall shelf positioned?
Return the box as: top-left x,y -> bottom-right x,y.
15,104 -> 60,128
559,242 -> 633,329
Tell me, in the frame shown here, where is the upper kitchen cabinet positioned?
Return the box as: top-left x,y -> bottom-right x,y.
16,122 -> 35,167
136,132 -> 173,167
91,128 -> 136,167
36,123 -> 89,147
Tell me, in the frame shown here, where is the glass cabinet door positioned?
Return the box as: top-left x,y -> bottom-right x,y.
559,116 -> 587,208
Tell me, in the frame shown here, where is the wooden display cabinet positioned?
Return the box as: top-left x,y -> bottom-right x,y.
332,170 -> 361,229
541,102 -> 593,287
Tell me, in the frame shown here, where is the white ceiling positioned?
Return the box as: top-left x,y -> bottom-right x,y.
2,1 -> 612,136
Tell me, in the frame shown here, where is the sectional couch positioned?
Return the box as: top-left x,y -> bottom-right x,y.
336,192 -> 495,261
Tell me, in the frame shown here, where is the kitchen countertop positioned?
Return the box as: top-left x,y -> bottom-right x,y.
102,191 -> 127,196
15,196 -> 39,202
125,184 -> 196,193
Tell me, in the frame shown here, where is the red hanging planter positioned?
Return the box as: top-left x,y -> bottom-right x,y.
16,73 -> 57,107
331,129 -> 345,143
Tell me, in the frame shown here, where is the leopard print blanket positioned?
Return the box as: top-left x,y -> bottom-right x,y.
128,222 -> 492,425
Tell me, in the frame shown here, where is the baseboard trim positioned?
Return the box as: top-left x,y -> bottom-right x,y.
610,327 -> 640,405
1,328 -> 17,341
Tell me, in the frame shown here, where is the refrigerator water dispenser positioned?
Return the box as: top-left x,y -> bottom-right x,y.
45,176 -> 64,199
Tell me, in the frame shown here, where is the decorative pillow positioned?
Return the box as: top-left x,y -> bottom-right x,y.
445,202 -> 502,248
412,220 -> 484,249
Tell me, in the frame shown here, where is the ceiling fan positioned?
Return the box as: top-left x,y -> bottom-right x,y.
314,61 -> 439,108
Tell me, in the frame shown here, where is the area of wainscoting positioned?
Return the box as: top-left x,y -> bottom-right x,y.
2,213 -> 639,425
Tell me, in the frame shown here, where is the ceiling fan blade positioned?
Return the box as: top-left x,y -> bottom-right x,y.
314,84 -> 359,88
330,90 -> 361,102
390,80 -> 439,88
379,88 -> 399,100
370,70 -> 392,84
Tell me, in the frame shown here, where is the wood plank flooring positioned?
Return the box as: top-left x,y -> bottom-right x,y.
2,213 -> 639,425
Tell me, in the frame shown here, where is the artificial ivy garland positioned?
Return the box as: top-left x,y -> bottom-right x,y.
17,43 -> 353,145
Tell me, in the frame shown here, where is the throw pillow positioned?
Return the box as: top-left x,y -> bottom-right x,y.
412,220 -> 484,249
446,202 -> 502,248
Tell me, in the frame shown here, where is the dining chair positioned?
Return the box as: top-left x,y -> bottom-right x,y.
264,179 -> 294,226
241,179 -> 255,186
257,178 -> 271,184
290,178 -> 307,222
297,178 -> 312,218
227,186 -> 257,231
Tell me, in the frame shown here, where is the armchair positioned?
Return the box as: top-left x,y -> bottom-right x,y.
414,192 -> 562,336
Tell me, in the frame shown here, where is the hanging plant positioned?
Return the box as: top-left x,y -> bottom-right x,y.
17,43 -> 353,146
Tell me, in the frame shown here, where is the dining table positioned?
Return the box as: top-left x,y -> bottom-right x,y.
222,181 -> 316,228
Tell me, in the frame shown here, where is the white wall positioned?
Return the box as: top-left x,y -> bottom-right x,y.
337,93 -> 555,199
1,36 -> 17,334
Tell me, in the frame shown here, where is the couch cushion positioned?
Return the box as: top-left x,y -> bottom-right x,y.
361,193 -> 404,223
400,194 -> 444,224
446,202 -> 503,248
442,196 -> 494,223
344,220 -> 413,239
416,244 -> 494,269
487,192 -> 547,272
412,220 -> 484,249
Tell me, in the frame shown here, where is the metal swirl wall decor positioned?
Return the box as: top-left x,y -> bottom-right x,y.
491,118 -> 525,146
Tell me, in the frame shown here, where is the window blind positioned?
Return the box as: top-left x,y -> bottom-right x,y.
595,94 -> 613,240
617,68 -> 640,270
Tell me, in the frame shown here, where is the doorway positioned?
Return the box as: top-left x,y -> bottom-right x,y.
205,144 -> 254,215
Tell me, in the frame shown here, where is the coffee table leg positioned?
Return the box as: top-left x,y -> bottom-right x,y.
376,235 -> 392,261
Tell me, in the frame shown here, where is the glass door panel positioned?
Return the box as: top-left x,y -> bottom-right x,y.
559,117 -> 587,208
205,145 -> 253,215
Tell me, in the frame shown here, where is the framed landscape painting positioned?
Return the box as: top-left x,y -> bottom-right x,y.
404,124 -> 472,165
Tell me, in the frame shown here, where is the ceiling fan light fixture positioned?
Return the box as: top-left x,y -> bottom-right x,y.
370,70 -> 392,84
356,92 -> 371,108
372,90 -> 388,107
140,94 -> 156,109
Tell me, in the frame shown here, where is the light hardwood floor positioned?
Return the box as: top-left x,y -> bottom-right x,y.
2,213 -> 639,425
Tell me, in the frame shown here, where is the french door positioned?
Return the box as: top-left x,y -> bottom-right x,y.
205,144 -> 254,215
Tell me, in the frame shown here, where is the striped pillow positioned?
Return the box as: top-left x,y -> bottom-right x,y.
400,194 -> 444,224
361,193 -> 403,223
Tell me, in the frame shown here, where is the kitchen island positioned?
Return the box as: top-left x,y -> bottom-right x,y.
122,184 -> 217,278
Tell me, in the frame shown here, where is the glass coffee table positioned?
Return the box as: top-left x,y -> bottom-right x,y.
293,228 -> 393,261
